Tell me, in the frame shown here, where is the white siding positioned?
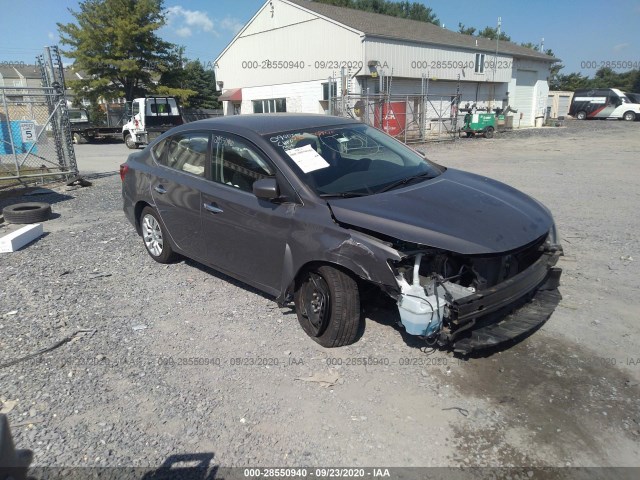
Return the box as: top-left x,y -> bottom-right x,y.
238,80 -> 329,114
510,59 -> 552,127
215,0 -> 363,89
364,37 -> 513,83
214,0 -> 553,124
514,70 -> 536,127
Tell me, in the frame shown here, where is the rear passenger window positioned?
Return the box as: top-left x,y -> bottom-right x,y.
210,135 -> 274,192
159,132 -> 209,177
151,139 -> 167,161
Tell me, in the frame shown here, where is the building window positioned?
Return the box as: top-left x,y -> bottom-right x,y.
252,98 -> 286,113
475,53 -> 485,74
322,82 -> 337,100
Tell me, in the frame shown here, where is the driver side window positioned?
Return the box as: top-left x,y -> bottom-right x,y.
210,134 -> 274,192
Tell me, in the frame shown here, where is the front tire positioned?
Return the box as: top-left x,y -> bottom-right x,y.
125,133 -> 139,149
622,111 -> 636,121
484,126 -> 495,139
294,265 -> 362,347
576,111 -> 587,120
140,207 -> 174,263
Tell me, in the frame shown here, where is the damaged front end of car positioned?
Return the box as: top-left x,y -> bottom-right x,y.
389,230 -> 563,354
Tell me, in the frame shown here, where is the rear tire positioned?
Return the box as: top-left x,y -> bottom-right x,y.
294,265 -> 362,347
622,111 -> 636,121
576,111 -> 587,120
484,127 -> 495,139
140,207 -> 175,263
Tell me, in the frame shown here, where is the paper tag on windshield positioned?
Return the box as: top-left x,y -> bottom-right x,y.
286,144 -> 330,173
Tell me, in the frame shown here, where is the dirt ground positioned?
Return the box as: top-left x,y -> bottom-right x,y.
1,119 -> 639,474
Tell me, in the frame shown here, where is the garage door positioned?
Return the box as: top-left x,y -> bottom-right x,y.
557,95 -> 571,117
515,70 -> 537,126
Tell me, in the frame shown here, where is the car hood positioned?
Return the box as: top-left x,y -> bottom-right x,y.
327,168 -> 553,255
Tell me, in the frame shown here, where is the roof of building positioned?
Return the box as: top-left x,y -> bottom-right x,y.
287,0 -> 555,61
0,64 -> 87,84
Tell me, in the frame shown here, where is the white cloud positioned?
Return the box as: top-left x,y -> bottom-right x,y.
175,26 -> 192,38
612,43 -> 629,53
219,16 -> 244,35
48,32 -> 56,41
166,5 -> 214,34
166,5 -> 243,37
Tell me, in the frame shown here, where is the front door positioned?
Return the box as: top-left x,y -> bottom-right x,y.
200,133 -> 292,293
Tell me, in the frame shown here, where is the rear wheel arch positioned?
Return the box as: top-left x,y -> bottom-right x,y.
134,201 -> 152,234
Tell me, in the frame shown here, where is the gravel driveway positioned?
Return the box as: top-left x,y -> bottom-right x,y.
1,119 -> 639,474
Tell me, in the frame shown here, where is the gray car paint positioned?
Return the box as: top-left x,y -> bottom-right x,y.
327,168 -> 553,255
122,114 -> 554,303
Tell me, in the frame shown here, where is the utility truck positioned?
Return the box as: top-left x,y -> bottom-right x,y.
122,97 -> 183,149
69,105 -> 126,143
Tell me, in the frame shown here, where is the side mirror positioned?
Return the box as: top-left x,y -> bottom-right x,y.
253,177 -> 279,200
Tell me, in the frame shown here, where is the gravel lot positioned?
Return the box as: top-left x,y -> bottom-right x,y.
1,119 -> 639,473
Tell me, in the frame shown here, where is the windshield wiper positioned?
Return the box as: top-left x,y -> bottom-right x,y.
318,191 -> 370,198
376,172 -> 436,193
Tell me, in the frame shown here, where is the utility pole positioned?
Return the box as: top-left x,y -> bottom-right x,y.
493,16 -> 501,82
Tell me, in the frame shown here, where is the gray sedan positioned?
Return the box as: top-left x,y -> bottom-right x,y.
121,114 -> 562,354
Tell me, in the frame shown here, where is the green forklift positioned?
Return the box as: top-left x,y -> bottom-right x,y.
460,112 -> 496,138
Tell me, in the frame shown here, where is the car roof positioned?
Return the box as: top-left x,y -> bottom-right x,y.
180,113 -> 361,135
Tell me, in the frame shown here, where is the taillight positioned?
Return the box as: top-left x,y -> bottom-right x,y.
119,164 -> 129,181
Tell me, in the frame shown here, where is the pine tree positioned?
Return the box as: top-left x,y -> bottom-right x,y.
58,0 -> 174,102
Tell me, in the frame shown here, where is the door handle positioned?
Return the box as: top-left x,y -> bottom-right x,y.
154,185 -> 167,194
203,203 -> 224,214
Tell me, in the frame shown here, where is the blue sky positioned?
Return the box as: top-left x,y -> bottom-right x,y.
1,0 -> 639,75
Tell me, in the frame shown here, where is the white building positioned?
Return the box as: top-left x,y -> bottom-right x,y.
215,0 -> 557,127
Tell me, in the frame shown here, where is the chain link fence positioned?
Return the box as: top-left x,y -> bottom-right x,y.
0,87 -> 78,188
330,93 -> 461,143
0,85 -> 77,188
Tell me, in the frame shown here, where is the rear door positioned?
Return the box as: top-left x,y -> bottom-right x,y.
200,132 -> 293,293
150,131 -> 210,259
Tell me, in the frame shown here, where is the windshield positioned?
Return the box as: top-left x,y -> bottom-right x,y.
266,123 -> 443,196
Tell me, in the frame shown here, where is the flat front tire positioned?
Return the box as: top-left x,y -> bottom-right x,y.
294,265 -> 362,347
140,206 -> 174,263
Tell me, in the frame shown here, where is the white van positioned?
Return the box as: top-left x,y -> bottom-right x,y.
569,88 -> 639,121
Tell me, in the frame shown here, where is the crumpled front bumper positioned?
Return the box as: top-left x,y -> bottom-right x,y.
447,250 -> 562,354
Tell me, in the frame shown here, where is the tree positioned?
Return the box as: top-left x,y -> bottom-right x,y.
457,23 -> 510,41
520,42 -> 539,51
159,59 -> 220,109
313,0 -> 439,25
553,72 -> 590,91
457,23 -> 476,36
476,26 -> 511,42
58,0 -> 174,102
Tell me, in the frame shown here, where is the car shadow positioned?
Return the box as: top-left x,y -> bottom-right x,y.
181,257 -> 274,302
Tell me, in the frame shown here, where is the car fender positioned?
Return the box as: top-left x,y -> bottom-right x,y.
277,226 -> 403,304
